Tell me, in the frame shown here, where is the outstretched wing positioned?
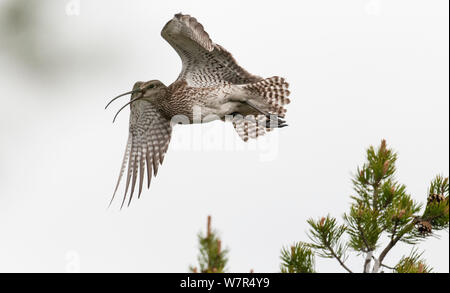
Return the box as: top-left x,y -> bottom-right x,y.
111,102 -> 172,208
161,13 -> 262,87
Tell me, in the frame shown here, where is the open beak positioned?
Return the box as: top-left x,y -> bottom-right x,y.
111,93 -> 145,123
104,88 -> 143,110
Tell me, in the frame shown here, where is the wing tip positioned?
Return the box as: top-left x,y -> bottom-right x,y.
166,12 -> 214,52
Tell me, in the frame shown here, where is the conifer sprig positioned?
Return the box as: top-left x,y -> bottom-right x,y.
280,242 -> 315,273
395,249 -> 433,273
189,215 -> 229,273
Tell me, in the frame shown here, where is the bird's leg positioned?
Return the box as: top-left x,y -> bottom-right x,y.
230,112 -> 241,117
245,101 -> 288,128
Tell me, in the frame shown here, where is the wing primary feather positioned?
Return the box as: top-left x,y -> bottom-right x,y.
153,144 -> 160,177
145,142 -> 153,189
108,135 -> 132,208
121,142 -> 136,209
159,139 -> 166,165
161,14 -> 261,87
112,104 -> 172,207
138,147 -> 145,198
127,145 -> 141,207
161,134 -> 171,164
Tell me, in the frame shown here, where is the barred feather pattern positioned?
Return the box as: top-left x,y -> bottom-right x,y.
244,76 -> 291,118
232,115 -> 268,142
161,14 -> 262,87
172,13 -> 215,52
110,13 -> 291,206
232,77 -> 291,141
111,102 -> 172,208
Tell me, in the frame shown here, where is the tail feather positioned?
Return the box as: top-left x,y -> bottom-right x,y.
232,76 -> 291,142
232,115 -> 267,142
244,76 -> 291,118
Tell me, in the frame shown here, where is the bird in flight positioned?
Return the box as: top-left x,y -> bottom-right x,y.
106,13 -> 291,208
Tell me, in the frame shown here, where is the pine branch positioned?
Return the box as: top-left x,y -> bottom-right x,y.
377,220 -> 415,267
307,217 -> 353,273
278,140 -> 448,273
372,256 -> 395,271
190,215 -> 229,273
395,249 -> 433,273
280,242 -> 315,273
325,243 -> 353,273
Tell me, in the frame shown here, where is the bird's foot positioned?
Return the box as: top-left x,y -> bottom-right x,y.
244,101 -> 288,128
265,114 -> 288,128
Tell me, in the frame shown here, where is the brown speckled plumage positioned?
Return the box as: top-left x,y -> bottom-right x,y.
109,13 -> 291,207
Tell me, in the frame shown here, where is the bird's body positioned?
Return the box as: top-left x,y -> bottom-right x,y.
107,13 -> 291,207
161,80 -> 267,122
161,80 -> 235,121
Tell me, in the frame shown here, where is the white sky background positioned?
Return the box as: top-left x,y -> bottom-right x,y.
0,0 -> 448,272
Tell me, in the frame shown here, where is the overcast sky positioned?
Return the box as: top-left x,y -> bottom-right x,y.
0,0 -> 448,272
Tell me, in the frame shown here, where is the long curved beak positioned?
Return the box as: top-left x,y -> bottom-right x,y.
112,95 -> 144,123
105,89 -> 142,110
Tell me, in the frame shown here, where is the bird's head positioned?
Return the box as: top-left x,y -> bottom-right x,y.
105,80 -> 168,122
136,80 -> 167,103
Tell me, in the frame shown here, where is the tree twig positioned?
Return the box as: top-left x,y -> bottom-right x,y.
324,244 -> 353,273
378,222 -> 414,266
372,256 -> 395,271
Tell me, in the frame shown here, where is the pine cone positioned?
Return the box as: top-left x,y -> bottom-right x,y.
427,193 -> 446,205
417,220 -> 432,235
